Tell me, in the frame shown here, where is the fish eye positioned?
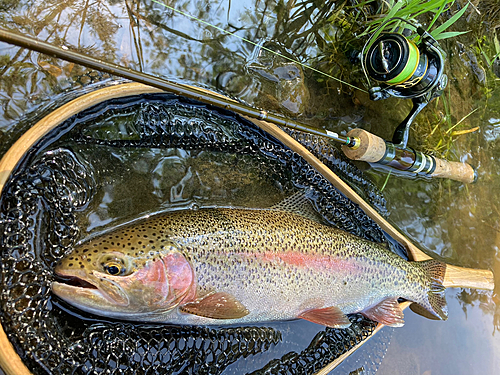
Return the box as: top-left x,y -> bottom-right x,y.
103,262 -> 125,276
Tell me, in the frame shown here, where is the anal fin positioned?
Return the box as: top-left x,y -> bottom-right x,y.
361,297 -> 405,327
180,292 -> 249,319
298,306 -> 351,328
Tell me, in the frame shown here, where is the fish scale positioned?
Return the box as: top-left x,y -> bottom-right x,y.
52,207 -> 447,328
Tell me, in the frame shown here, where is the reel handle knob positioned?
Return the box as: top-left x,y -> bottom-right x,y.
341,129 -> 476,184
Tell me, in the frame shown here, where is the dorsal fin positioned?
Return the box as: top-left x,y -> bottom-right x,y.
270,189 -> 324,224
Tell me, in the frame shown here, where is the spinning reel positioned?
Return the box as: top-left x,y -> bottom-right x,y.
339,17 -> 475,184
361,17 -> 448,147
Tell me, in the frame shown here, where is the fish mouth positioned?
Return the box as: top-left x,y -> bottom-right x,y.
52,268 -> 130,308
53,274 -> 98,289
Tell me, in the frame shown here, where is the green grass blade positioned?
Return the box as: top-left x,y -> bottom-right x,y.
385,1 -> 406,20
432,30 -> 470,40
364,3 -> 406,51
430,2 -> 469,39
426,0 -> 451,30
399,0 -> 446,17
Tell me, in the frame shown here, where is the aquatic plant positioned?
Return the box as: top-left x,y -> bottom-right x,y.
478,31 -> 500,70
355,0 -> 469,36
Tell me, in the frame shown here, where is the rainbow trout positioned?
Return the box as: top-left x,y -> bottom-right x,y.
52,204 -> 448,328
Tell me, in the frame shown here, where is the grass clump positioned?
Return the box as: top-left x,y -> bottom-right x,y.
357,0 -> 470,51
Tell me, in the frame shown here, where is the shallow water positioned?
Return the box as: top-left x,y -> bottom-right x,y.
1,0 -> 499,374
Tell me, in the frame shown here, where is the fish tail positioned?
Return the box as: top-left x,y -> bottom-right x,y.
410,260 -> 448,321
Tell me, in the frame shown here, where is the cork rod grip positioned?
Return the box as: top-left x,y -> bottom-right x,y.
341,128 -> 476,184
341,128 -> 387,163
431,156 -> 476,184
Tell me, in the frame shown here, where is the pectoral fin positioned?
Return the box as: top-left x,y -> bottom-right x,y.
298,306 -> 351,328
361,297 -> 405,327
180,292 -> 249,319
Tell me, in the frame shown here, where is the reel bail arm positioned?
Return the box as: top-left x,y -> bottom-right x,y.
392,72 -> 447,147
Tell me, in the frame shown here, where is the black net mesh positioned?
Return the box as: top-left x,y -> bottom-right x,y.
0,93 -> 403,374
248,315 -> 378,375
283,130 -> 388,217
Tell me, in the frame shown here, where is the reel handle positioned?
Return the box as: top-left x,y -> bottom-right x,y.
341,129 -> 476,184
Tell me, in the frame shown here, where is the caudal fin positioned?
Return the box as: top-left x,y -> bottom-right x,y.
410,260 -> 448,321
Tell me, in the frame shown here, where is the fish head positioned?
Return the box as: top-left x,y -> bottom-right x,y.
52,231 -> 195,321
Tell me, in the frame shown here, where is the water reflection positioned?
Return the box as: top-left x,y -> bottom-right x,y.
0,0 -> 343,144
0,0 -> 500,374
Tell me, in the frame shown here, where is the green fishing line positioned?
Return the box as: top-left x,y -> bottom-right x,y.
151,0 -> 367,93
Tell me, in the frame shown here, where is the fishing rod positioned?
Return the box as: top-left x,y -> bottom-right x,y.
0,29 -> 475,184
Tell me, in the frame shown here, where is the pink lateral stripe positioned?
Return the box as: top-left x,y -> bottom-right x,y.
251,252 -> 358,273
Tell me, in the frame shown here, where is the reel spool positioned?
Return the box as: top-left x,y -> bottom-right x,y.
361,18 -> 448,147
